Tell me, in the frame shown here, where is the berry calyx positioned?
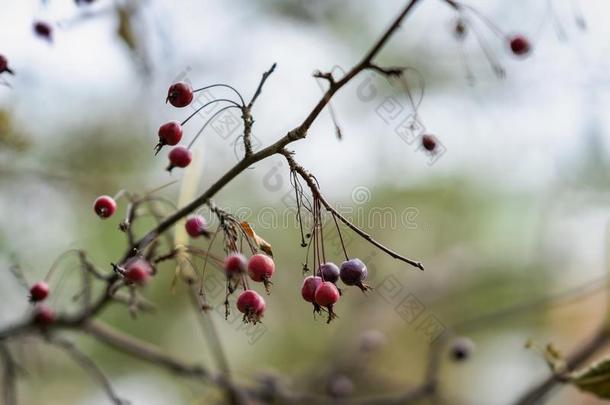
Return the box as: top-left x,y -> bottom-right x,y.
224,253 -> 247,276
339,258 -> 370,292
248,254 -> 275,292
155,121 -> 183,154
33,21 -> 53,42
124,259 -> 153,285
509,35 -> 531,57
421,134 -> 437,152
29,281 -> 49,302
236,289 -> 265,324
0,55 -> 14,75
317,262 -> 340,283
314,281 -> 340,323
34,305 -> 55,327
166,82 -> 194,108
167,146 -> 192,172
185,215 -> 209,238
93,195 -> 117,219
450,337 -> 475,361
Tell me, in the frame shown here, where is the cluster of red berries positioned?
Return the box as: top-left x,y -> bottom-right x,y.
224,253 -> 275,323
301,258 -> 368,323
156,82 -> 196,172
28,281 -> 55,327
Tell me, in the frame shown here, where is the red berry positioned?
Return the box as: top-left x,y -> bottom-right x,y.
315,281 -> 340,307
34,305 -> 55,326
33,21 -> 53,41
166,82 -> 193,108
509,35 -> 531,57
224,253 -> 247,275
236,289 -> 265,324
93,195 -> 117,219
124,259 -> 152,285
29,281 -> 49,302
314,281 -> 340,323
248,254 -> 275,282
167,146 -> 192,171
421,134 -> 437,152
301,276 -> 322,303
185,215 -> 209,238
0,54 -> 13,75
156,121 -> 183,153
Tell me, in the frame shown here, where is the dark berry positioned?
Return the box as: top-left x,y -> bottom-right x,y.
421,134 -> 437,152
166,82 -> 193,108
248,254 -> 275,282
29,281 -> 49,302
509,35 -> 531,57
34,305 -> 55,326
327,375 -> 354,398
317,262 -> 340,283
301,276 -> 322,303
450,337 -> 475,361
93,195 -> 117,219
339,258 -> 369,292
224,253 -> 247,276
167,146 -> 192,171
314,281 -> 340,323
236,289 -> 265,324
124,259 -> 152,285
185,215 -> 209,238
33,21 -> 53,42
0,55 -> 13,75
156,121 -> 183,154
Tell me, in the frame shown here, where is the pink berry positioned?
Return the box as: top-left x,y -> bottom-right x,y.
93,195 -> 117,219
34,305 -> 55,326
301,276 -> 322,303
33,21 -> 53,41
315,281 -> 340,323
421,134 -> 437,152
236,290 -> 265,324
185,215 -> 209,238
29,281 -> 49,302
124,259 -> 152,285
248,254 -> 275,282
509,35 -> 531,57
166,82 -> 193,108
224,253 -> 247,275
167,146 -> 192,171
156,121 -> 183,153
0,54 -> 13,75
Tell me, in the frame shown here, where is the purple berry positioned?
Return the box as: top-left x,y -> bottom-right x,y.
317,262 -> 340,283
339,258 -> 369,292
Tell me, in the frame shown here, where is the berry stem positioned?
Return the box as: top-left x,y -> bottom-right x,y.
193,83 -> 245,107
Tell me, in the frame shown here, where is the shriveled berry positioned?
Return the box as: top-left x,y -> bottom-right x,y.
93,195 -> 117,219
167,146 -> 192,171
317,262 -> 340,283
224,253 -> 247,275
29,281 -> 49,302
236,289 -> 265,324
301,276 -> 323,303
314,281 -> 340,323
0,54 -> 13,75
450,337 -> 475,361
166,82 -> 193,108
421,134 -> 437,152
124,259 -> 153,285
33,21 -> 53,41
509,35 -> 531,57
34,305 -> 55,326
156,121 -> 183,154
185,215 -> 209,238
339,258 -> 370,292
